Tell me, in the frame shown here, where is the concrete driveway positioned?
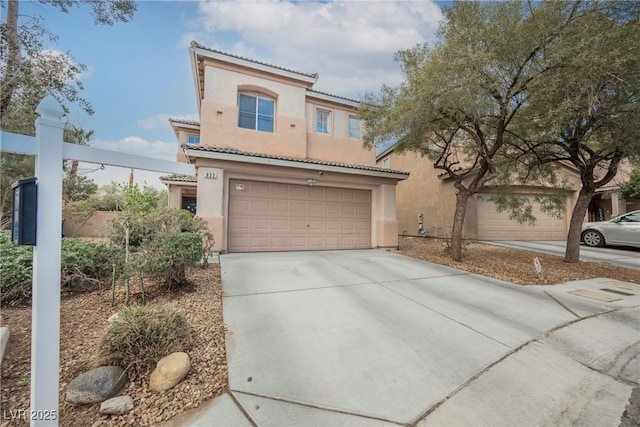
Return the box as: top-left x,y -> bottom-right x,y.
483,240 -> 640,270
165,250 -> 639,426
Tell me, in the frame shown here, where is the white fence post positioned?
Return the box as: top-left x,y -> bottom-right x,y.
0,95 -> 194,426
31,96 -> 64,426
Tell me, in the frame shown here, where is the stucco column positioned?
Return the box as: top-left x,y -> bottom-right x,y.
168,185 -> 182,209
611,192 -> 621,217
196,168 -> 225,252
374,184 -> 399,248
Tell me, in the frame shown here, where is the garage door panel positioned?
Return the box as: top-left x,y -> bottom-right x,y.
251,200 -> 269,212
476,193 -> 566,241
271,219 -> 288,230
290,201 -> 307,214
229,179 -> 371,252
325,220 -> 340,231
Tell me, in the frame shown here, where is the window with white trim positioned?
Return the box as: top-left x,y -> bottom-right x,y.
383,158 -> 390,169
238,93 -> 275,132
348,116 -> 361,139
316,109 -> 331,134
187,135 -> 200,144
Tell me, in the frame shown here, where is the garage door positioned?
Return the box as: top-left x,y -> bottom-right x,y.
228,180 -> 371,252
476,194 -> 566,240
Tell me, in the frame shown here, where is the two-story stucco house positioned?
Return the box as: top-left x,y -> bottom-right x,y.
162,42 -> 408,253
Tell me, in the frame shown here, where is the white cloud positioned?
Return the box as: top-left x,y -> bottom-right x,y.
194,0 -> 443,97
91,136 -> 177,161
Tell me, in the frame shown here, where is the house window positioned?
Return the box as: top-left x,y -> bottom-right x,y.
187,135 -> 200,145
348,116 -> 361,139
316,109 -> 331,134
383,157 -> 390,169
238,93 -> 275,132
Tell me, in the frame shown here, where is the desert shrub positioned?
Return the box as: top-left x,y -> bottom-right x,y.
0,231 -> 33,302
95,304 -> 192,378
0,231 -> 124,304
141,232 -> 203,288
61,238 -> 124,289
109,206 -> 208,247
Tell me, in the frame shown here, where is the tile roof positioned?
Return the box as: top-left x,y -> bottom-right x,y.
184,144 -> 409,176
191,41 -> 319,80
169,118 -> 200,127
160,174 -> 197,183
306,89 -> 359,105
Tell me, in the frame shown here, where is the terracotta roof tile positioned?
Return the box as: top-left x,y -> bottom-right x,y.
185,144 -> 409,176
191,41 -> 318,80
306,89 -> 359,105
169,118 -> 200,127
160,174 -> 197,183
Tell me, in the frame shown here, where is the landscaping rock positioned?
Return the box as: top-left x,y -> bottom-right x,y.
100,395 -> 134,415
65,366 -> 127,404
149,352 -> 191,391
107,313 -> 119,323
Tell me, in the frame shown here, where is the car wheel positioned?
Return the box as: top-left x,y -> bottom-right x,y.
582,230 -> 605,247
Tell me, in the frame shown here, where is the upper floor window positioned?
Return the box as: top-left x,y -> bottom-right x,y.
316,109 -> 331,134
238,93 -> 275,132
383,158 -> 390,169
348,116 -> 361,139
187,135 -> 200,145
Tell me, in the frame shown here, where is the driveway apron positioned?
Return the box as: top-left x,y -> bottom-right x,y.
214,249 -> 638,426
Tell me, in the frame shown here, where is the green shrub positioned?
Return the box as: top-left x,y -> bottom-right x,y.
0,231 -> 124,304
109,206 -> 208,247
95,304 -> 192,378
61,238 -> 124,289
141,232 -> 203,288
0,231 -> 33,302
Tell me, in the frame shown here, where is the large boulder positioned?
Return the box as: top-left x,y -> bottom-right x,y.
66,366 -> 127,404
100,395 -> 134,415
149,352 -> 191,391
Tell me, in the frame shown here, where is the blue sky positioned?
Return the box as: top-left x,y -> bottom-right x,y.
18,0 -> 447,188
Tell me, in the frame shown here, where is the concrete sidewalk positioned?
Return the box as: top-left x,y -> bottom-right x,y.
162,250 -> 639,426
483,240 -> 640,270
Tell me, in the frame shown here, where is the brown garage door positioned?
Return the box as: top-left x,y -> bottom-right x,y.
476,194 -> 566,240
228,180 -> 371,252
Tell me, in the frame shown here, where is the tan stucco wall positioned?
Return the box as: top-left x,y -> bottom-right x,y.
168,185 -> 182,209
63,211 -> 119,238
200,100 -> 308,158
378,152 -> 466,238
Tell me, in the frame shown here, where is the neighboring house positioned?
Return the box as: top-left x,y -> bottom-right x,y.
588,161 -> 640,222
377,146 -> 639,240
162,42 -> 408,253
376,147 -> 583,241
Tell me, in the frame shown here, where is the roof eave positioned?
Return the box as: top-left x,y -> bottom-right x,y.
306,90 -> 359,108
184,148 -> 409,180
191,45 -> 319,86
190,46 -> 202,115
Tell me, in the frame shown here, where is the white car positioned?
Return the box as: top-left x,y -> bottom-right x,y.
581,210 -> 640,248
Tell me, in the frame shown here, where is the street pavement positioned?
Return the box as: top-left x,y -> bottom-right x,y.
161,250 -> 639,426
482,240 -> 640,270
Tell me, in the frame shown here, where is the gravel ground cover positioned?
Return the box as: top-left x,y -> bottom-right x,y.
396,236 -> 640,285
0,265 -> 227,427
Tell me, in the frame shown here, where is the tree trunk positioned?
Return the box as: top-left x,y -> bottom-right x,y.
1,0 -> 20,116
565,186 -> 594,263
450,190 -> 471,262
68,160 -> 79,182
